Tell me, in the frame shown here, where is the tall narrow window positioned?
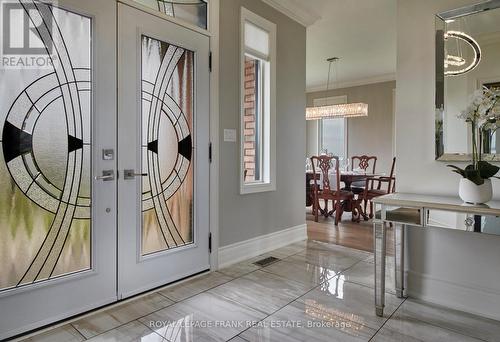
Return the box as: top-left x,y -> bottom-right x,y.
316,96 -> 348,160
240,8 -> 276,194
320,118 -> 347,159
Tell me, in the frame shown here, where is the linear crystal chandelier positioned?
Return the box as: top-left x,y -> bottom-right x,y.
306,57 -> 368,120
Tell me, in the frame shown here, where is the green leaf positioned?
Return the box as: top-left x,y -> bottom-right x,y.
447,165 -> 466,177
464,169 -> 484,185
478,161 -> 500,179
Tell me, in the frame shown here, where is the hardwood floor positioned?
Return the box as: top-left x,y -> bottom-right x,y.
306,210 -> 394,254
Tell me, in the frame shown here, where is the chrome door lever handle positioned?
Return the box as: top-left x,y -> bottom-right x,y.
124,169 -> 148,180
95,170 -> 114,181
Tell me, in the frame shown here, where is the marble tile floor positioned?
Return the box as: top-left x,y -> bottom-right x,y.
18,239 -> 500,342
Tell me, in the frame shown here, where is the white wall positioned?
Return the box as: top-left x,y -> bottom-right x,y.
397,0 -> 500,320
306,120 -> 319,157
219,0 -> 306,247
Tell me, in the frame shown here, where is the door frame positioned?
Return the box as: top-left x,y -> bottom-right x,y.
117,0 -> 220,270
0,1 -> 219,339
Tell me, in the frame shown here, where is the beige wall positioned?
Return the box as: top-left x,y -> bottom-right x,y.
397,0 -> 500,320
219,0 -> 306,247
306,81 -> 396,174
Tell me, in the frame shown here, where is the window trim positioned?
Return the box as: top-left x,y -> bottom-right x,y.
240,7 -> 276,195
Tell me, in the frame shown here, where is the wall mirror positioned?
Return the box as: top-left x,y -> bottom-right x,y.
435,0 -> 500,161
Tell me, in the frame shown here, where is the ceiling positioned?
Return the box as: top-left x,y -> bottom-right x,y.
298,0 -> 397,92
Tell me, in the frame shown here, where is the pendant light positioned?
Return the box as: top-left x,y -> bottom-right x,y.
306,57 -> 368,120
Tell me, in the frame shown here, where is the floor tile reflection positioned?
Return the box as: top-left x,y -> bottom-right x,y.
18,238 -> 500,342
285,247 -> 364,274
341,260 -> 396,294
240,300 -> 377,342
298,276 -> 403,330
139,292 -> 266,341
260,259 -> 337,288
209,270 -> 310,314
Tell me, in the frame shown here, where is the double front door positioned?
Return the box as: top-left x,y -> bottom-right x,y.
0,1 -> 210,339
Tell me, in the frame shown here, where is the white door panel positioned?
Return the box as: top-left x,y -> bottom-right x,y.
0,0 -> 116,338
117,3 -> 210,297
0,2 -> 210,338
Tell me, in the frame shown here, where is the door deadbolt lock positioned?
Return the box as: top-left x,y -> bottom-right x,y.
124,169 -> 148,180
102,149 -> 114,160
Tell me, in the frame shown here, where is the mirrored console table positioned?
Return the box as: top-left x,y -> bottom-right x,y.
373,193 -> 500,317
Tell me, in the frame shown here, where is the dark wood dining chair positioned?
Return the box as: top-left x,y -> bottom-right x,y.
311,155 -> 355,225
362,157 -> 396,218
350,155 -> 377,194
352,155 -> 377,173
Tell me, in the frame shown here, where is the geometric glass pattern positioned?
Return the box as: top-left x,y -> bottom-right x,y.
0,2 -> 92,291
141,35 -> 194,255
133,0 -> 208,29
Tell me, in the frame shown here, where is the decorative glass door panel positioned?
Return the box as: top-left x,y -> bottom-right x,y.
132,0 -> 208,29
0,1 -> 116,339
0,2 -> 92,291
141,36 -> 194,255
118,2 -> 210,298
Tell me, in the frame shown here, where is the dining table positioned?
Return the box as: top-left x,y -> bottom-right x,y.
306,170 -> 379,221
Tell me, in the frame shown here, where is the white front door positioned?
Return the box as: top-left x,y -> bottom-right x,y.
117,3 -> 211,297
0,1 -> 211,339
0,0 -> 117,339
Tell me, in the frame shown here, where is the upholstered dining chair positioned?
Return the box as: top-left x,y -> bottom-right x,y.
350,155 -> 377,194
310,155 -> 355,225
362,157 -> 396,218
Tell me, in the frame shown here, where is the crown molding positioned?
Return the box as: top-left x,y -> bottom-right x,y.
306,73 -> 396,93
261,0 -> 321,27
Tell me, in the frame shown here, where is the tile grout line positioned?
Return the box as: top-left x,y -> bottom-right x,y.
26,241 -> 381,342
365,295 -> 492,341
155,245 -> 311,341
73,271 -> 238,340
95,246 -> 311,340
73,246 -> 309,342
71,322 -> 88,341
367,297 -> 407,341
374,300 -> 492,342
136,319 -> 172,342
17,243 -> 308,341
69,295 -> 177,340
228,257 -> 370,341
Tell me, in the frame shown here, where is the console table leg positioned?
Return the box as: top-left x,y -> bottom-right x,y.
374,221 -> 387,317
394,223 -> 407,298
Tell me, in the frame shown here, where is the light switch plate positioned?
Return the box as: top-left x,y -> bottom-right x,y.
224,129 -> 237,142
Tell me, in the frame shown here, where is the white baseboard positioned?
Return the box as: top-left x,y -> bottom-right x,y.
217,224 -> 307,269
407,270 -> 500,321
